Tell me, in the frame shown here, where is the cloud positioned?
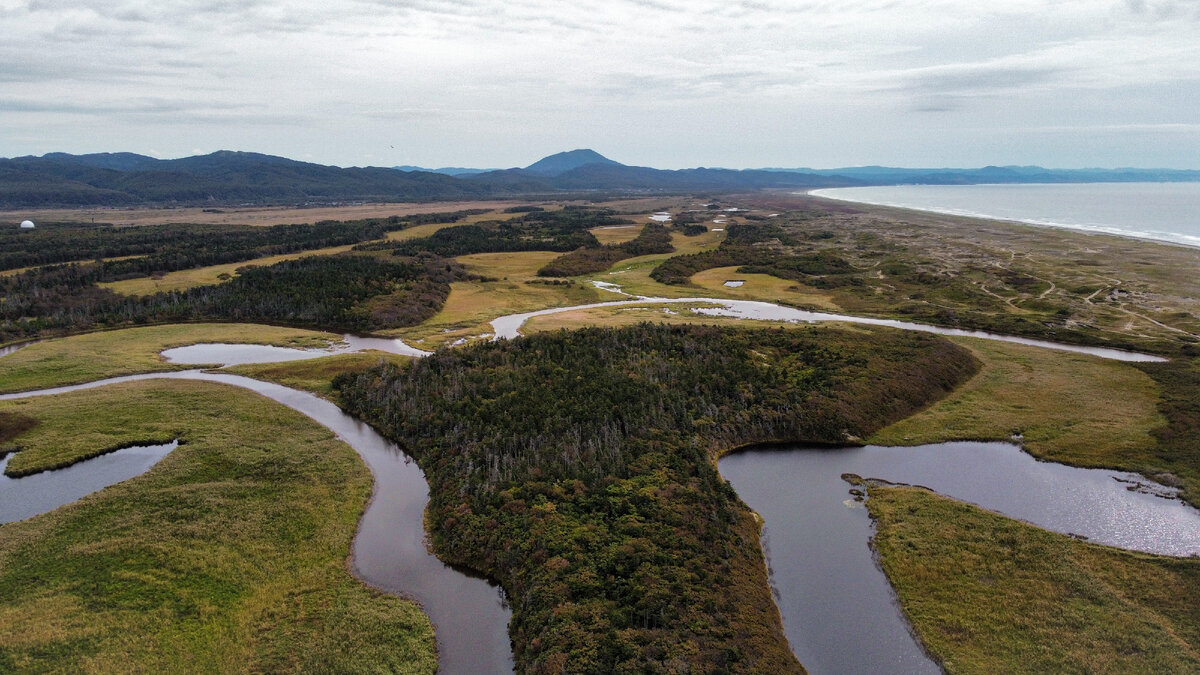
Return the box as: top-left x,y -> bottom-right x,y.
1,0 -> 1198,167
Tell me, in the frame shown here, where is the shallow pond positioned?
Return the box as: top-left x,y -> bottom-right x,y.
0,371 -> 512,675
0,441 -> 178,524
719,441 -> 1200,674
160,333 -> 430,366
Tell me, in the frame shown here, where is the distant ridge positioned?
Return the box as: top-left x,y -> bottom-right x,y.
393,165 -> 495,176
3,149 -> 1196,209
523,149 -> 623,176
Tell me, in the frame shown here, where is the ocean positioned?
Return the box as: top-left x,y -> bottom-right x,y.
810,182 -> 1200,248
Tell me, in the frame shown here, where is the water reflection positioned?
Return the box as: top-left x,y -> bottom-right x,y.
0,441 -> 178,524
719,441 -> 1200,674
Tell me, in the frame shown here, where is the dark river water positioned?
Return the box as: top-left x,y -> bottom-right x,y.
0,440 -> 178,524
719,441 -> 1200,674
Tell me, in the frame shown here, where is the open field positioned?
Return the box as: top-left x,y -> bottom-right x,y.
870,485 -> 1200,674
0,379 -> 435,672
0,324 -> 337,394
588,224 -> 642,245
385,220 -> 471,241
389,251 -> 599,347
871,338 -> 1163,470
521,302 -> 792,334
225,352 -> 412,397
0,200 -> 558,227
690,266 -> 839,309
100,244 -> 359,295
580,228 -> 727,298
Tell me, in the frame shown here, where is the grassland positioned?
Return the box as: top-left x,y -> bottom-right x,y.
588,224 -> 642,245
0,324 -> 337,394
869,485 -> 1200,674
520,302 -> 789,334
99,244 -> 359,295
579,229 -> 727,298
390,251 -> 599,347
225,352 -> 412,396
0,379 -> 435,672
690,266 -> 839,309
871,338 -> 1163,470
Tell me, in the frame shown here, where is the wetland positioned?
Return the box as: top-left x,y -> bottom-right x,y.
5,195 -> 1200,672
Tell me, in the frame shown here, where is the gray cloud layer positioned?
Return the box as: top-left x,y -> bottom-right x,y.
1,0 -> 1198,168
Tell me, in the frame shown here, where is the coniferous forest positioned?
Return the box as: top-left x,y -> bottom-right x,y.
335,324 -> 979,673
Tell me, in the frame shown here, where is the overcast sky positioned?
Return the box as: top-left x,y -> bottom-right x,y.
2,0 -> 1199,169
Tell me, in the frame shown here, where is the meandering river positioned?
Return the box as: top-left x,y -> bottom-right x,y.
0,371 -> 513,675
0,301 -> 1181,673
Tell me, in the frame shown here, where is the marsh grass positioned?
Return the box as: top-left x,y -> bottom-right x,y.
0,379 -> 435,672
871,338 -> 1163,470
0,323 -> 337,394
870,486 -> 1200,674
690,266 -> 839,309
225,352 -> 412,396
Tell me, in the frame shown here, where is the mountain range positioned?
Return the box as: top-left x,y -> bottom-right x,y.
2,148 -> 1197,209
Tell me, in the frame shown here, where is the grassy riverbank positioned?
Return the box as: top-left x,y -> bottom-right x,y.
869,485 -> 1200,673
0,323 -> 337,394
336,323 -> 979,673
871,338 -> 1163,466
0,379 -> 435,672
225,352 -> 412,396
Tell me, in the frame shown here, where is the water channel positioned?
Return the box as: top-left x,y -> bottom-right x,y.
490,297 -> 1166,363
0,440 -> 178,524
719,442 -> 1200,674
160,333 -> 430,365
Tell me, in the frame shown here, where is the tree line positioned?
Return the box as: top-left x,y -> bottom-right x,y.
536,223 -> 675,277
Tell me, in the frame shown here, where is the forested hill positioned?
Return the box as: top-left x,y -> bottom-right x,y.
6,150 -> 1198,208
0,151 -> 493,208
0,150 -> 854,208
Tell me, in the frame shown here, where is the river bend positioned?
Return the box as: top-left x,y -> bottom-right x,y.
0,371 -> 513,675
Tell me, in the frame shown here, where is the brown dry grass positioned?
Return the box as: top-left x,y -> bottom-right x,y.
690,266 -> 839,309
1,201 -> 555,227
99,244 -> 358,295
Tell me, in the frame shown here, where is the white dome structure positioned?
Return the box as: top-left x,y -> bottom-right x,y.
19,220 -> 35,229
